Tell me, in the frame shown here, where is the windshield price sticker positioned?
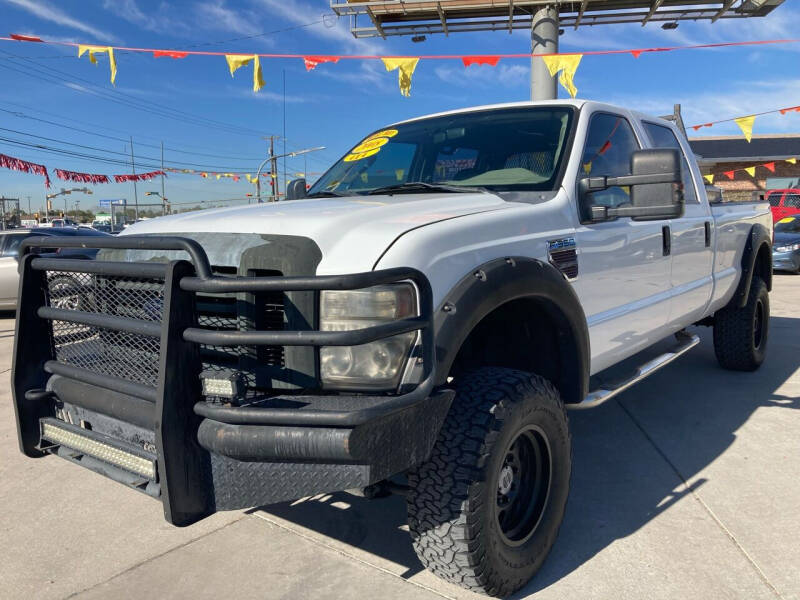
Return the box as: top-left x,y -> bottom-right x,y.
342,129 -> 400,162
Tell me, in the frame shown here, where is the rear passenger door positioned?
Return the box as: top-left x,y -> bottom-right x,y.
641,121 -> 713,326
572,112 -> 673,373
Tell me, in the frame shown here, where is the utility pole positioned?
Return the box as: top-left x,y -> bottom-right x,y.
530,5 -> 559,100
161,141 -> 167,215
270,136 -> 278,202
283,69 -> 287,201
25,195 -> 31,216
129,136 -> 139,221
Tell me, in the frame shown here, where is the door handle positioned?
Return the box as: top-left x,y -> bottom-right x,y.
704,221 -> 711,247
662,225 -> 671,256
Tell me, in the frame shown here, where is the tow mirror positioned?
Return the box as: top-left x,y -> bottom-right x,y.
286,178 -> 308,200
580,148 -> 684,222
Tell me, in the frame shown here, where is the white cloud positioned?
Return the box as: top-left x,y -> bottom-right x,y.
101,0 -> 191,36
194,1 -> 265,38
434,63 -> 528,90
4,0 -> 118,42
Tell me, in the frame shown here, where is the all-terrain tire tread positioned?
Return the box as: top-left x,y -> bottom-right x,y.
713,276 -> 768,371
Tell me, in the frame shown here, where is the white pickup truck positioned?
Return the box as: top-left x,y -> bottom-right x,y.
12,100 -> 772,597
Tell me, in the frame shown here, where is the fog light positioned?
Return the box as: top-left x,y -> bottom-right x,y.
201,370 -> 246,401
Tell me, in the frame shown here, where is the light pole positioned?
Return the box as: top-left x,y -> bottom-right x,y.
255,146 -> 325,203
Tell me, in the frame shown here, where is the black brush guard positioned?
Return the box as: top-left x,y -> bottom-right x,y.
12,236 -> 453,526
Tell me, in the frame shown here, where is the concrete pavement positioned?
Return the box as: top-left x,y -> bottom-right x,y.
0,275 -> 798,599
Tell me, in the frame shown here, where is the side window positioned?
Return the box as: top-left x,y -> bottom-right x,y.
579,113 -> 641,212
642,122 -> 698,203
767,193 -> 782,207
784,194 -> 800,209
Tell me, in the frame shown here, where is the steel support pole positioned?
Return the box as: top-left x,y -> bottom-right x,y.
530,5 -> 559,101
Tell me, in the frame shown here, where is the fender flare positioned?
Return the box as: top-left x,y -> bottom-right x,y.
733,223 -> 772,308
433,256 -> 590,405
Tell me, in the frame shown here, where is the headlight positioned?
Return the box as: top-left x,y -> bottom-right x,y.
775,243 -> 800,252
320,283 -> 417,390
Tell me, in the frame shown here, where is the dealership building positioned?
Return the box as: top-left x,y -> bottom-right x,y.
689,134 -> 800,202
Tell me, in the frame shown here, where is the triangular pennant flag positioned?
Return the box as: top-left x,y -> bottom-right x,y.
462,56 -> 500,67
763,162 -> 775,173
226,54 -> 264,91
303,56 -> 340,71
779,106 -> 800,115
703,174 -> 714,184
734,115 -> 756,142
541,54 -> 582,98
153,50 -> 188,59
216,174 -> 221,180
382,58 -> 420,97
583,161 -> 592,175
78,45 -> 117,85
692,125 -> 703,131
744,166 -> 756,177
724,171 -> 735,180
787,158 -> 798,165
630,50 -> 643,59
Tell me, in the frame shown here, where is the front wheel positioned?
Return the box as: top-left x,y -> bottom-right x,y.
713,275 -> 769,371
406,368 -> 571,597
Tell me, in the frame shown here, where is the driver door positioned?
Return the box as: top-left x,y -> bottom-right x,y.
571,112 -> 673,374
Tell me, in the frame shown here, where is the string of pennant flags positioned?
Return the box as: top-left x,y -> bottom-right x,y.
0,150 -> 315,188
690,105 -> 800,142
703,158 -> 798,185
3,33 -> 800,99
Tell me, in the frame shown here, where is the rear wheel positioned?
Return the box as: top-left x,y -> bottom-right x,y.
406,368 -> 571,597
713,275 -> 769,371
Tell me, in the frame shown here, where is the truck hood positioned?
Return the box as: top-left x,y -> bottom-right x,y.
122,192 -> 512,272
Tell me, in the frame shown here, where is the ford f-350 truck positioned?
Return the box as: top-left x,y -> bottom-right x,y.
12,101 -> 772,597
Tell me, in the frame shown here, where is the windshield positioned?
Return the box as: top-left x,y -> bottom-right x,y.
308,107 -> 575,196
775,216 -> 800,233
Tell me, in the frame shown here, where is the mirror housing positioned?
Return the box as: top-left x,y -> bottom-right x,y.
580,148 -> 684,222
286,178 -> 308,200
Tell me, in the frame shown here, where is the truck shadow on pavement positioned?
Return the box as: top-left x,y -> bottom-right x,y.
254,317 -> 799,595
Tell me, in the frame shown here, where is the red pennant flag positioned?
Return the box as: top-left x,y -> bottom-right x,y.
55,169 -> 110,184
462,56 -> 500,67
303,56 -> 340,71
10,33 -> 43,42
599,140 -> 612,155
723,171 -> 735,180
153,50 -> 188,59
0,152 -> 50,187
630,50 -> 643,59
692,125 -> 703,131
763,162 -> 776,172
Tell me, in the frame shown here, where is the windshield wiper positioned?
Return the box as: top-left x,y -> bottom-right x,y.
367,181 -> 487,196
306,190 -> 348,198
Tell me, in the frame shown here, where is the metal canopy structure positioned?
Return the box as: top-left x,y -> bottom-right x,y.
331,1 -> 786,38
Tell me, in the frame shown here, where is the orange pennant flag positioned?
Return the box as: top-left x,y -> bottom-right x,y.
763,162 -> 775,173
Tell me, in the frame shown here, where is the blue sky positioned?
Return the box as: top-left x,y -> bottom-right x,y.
1,0 -> 799,213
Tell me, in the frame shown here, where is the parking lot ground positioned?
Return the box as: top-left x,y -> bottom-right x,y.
1,275 -> 798,600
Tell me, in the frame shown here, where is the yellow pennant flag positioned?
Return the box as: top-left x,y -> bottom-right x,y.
215,174 -> 221,180
787,158 -> 797,165
703,174 -> 714,184
541,54 -> 582,98
734,115 -> 756,142
744,166 -> 756,177
78,45 -> 117,85
225,54 -> 265,92
382,58 -> 419,97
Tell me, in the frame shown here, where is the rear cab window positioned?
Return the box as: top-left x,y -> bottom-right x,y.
641,121 -> 698,204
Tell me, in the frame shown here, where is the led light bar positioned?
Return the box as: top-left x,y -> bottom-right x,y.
41,421 -> 156,479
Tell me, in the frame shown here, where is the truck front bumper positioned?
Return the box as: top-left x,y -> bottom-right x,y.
13,236 -> 449,526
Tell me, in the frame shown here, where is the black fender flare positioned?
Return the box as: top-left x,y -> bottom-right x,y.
733,223 -> 772,308
433,256 -> 590,405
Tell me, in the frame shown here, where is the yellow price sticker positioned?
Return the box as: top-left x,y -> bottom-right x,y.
343,148 -> 381,162
351,137 -> 389,154
365,129 -> 398,141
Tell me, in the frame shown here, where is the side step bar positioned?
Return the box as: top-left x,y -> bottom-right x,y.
569,331 -> 700,410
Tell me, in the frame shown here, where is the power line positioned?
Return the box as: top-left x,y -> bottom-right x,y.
0,126 -> 261,171
0,49 -> 265,138
0,101 -> 264,160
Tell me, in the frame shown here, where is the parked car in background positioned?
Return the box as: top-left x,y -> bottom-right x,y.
766,189 -> 800,222
0,227 -> 111,309
773,216 -> 800,273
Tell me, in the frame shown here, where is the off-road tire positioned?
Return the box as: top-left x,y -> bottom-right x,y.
713,275 -> 769,371
406,368 -> 571,597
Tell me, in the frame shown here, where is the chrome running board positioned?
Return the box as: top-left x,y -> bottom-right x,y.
569,330 -> 700,410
